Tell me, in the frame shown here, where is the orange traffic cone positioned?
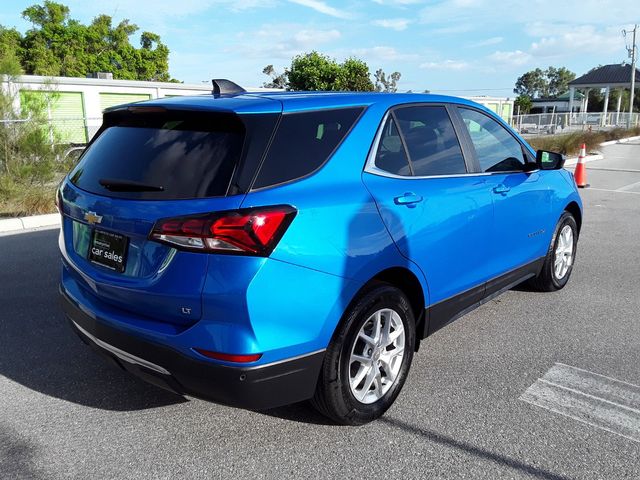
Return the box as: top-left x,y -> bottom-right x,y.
574,143 -> 589,188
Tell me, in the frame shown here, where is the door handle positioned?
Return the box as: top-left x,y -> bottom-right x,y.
493,184 -> 511,195
394,192 -> 423,207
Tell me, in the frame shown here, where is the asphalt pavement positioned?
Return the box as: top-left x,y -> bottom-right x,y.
1,141 -> 639,479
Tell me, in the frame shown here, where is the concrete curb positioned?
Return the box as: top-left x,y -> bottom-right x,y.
564,154 -> 603,167
0,213 -> 60,234
599,135 -> 640,147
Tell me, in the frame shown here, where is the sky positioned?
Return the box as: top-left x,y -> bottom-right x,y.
0,0 -> 638,97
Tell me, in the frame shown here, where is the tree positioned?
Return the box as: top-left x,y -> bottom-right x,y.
0,1 -> 174,81
261,52 -> 401,92
514,94 -> 533,114
514,67 -> 576,99
266,51 -> 375,92
374,69 -> 401,93
546,67 -> 575,98
0,27 -> 23,75
514,68 -> 547,98
262,65 -> 288,89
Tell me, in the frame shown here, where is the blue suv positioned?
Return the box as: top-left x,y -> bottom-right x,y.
58,81 -> 582,425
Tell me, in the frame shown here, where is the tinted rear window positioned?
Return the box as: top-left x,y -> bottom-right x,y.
70,112 -> 245,199
252,107 -> 363,189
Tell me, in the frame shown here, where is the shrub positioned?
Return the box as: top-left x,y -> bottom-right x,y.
0,76 -> 67,217
528,127 -> 640,156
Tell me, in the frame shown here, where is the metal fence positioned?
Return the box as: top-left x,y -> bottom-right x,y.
512,112 -> 640,136
0,117 -> 101,146
2,113 -> 639,147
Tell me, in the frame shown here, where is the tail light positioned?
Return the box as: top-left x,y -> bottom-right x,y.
149,205 -> 296,256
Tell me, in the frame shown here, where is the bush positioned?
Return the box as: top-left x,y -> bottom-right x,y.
0,78 -> 68,217
528,127 -> 640,156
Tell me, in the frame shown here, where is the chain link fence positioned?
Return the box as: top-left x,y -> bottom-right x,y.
512,112 -> 640,136
0,117 -> 101,163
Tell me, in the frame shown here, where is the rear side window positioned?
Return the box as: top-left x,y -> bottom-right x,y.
374,116 -> 411,176
457,108 -> 526,172
394,106 -> 467,176
70,112 -> 245,199
252,107 -> 363,189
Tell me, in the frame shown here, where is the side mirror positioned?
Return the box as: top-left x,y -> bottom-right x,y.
536,150 -> 565,170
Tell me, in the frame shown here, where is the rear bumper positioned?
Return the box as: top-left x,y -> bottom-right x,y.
60,286 -> 325,410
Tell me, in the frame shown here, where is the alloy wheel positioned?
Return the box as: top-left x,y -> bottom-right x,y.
348,308 -> 405,404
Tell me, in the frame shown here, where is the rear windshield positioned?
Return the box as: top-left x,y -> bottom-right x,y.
70,112 -> 245,199
252,107 -> 364,189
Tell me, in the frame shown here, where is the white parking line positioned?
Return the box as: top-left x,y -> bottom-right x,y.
520,363 -> 640,443
617,180 -> 640,192
586,188 -> 640,195
587,167 -> 640,173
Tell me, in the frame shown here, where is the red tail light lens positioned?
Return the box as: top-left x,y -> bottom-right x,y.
149,205 -> 296,256
194,348 -> 262,363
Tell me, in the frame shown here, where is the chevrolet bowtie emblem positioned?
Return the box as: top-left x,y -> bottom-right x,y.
84,211 -> 103,225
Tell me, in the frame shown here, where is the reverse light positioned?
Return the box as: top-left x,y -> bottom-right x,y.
55,187 -> 63,213
194,348 -> 262,363
149,205 -> 296,256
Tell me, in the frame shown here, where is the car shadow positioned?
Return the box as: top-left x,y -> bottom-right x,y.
0,229 -> 186,411
260,401 -> 336,425
379,416 -> 573,480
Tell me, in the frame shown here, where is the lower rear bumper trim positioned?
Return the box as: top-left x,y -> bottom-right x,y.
71,320 -> 170,375
60,285 -> 326,410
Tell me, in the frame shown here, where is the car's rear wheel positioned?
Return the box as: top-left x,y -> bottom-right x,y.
529,211 -> 578,292
311,284 -> 415,425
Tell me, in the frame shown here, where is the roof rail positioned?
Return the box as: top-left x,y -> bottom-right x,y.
211,79 -> 246,97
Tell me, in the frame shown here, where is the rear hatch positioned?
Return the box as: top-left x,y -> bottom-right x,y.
59,100 -> 281,326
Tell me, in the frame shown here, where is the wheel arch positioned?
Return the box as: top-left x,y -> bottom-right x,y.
564,201 -> 582,233
341,267 -> 427,351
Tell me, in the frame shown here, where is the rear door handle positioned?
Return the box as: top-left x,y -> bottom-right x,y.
394,192 -> 423,207
493,184 -> 511,195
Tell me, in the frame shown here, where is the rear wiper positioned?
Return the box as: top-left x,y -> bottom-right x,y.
99,178 -> 164,192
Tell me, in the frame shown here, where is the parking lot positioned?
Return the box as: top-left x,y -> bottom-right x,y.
1,141 -> 639,479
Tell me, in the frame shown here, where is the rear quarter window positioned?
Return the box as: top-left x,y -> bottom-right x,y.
252,107 -> 364,189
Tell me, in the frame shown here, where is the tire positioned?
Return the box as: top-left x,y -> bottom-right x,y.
311,283 -> 415,425
529,211 -> 578,292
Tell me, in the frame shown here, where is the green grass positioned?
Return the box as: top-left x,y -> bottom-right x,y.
527,127 -> 640,156
0,180 -> 58,218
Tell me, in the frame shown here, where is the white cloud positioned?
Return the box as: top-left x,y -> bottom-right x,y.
419,0 -> 640,25
371,18 -> 412,31
294,29 -> 342,45
372,0 -> 425,5
231,24 -> 342,59
529,26 -> 622,58
352,46 -> 419,62
487,50 -> 532,66
470,36 -> 503,47
287,0 -> 351,19
420,59 -> 470,70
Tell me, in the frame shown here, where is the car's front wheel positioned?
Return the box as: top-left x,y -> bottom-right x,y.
311,284 -> 415,425
529,211 -> 578,291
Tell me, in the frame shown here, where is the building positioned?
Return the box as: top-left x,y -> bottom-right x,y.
568,64 -> 640,122
0,74 -> 271,143
1,75 -> 514,144
531,91 -> 586,114
465,96 -> 514,122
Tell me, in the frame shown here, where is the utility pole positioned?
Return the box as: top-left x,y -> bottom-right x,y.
624,25 -> 638,128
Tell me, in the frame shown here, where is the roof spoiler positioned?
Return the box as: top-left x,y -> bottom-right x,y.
211,79 -> 246,98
